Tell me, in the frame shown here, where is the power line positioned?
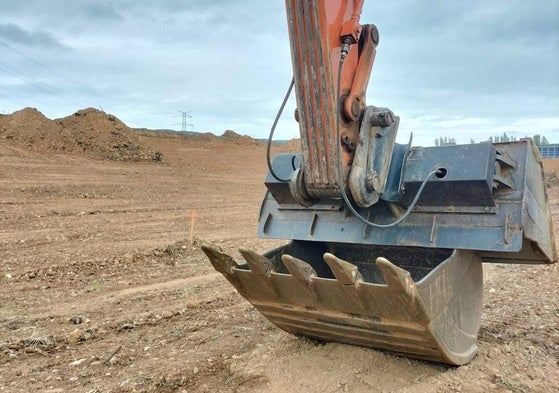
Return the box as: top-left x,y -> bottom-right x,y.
0,39 -> 108,103
0,61 -> 85,108
0,88 -> 32,110
0,83 -> 49,104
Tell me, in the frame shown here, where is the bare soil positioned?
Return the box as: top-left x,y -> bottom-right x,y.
0,129 -> 558,393
0,108 -> 162,162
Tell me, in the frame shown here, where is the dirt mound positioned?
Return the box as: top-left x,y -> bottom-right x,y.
0,107 -> 162,162
191,131 -> 220,142
222,129 -> 260,145
136,128 -> 262,146
58,108 -> 162,161
276,138 -> 301,152
0,108 -> 73,151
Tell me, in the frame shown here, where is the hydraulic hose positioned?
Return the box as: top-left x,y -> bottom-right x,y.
266,78 -> 295,182
335,41 -> 438,228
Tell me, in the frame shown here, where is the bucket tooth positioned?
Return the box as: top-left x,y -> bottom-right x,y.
239,248 -> 275,276
281,254 -> 316,284
375,257 -> 414,294
323,253 -> 362,285
201,243 -> 238,275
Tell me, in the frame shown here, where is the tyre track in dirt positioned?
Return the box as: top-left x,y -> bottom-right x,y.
1,272 -> 224,323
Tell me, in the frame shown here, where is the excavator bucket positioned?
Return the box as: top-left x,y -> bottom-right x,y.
202,242 -> 483,365
202,139 -> 556,365
200,0 -> 557,366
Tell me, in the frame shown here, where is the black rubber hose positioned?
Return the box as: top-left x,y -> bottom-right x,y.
266,78 -> 295,182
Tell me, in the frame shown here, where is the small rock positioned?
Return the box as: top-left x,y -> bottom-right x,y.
70,316 -> 83,325
193,367 -> 199,375
337,382 -> 349,393
69,358 -> 85,366
68,328 -> 85,344
5,273 -> 12,279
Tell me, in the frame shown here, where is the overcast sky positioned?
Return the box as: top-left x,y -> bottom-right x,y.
1,0 -> 557,146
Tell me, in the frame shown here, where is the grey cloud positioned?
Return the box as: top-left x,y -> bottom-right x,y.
365,1 -> 558,43
80,3 -> 123,21
0,23 -> 67,49
460,2 -> 559,46
363,1 -> 558,140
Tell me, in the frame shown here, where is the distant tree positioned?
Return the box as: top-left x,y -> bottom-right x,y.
470,138 -> 475,144
533,134 -> 550,146
487,132 -> 518,143
434,136 -> 457,146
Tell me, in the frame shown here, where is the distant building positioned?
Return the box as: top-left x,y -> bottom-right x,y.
538,144 -> 559,159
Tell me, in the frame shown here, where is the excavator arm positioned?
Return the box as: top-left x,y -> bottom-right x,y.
286,0 -> 376,201
202,0 -> 557,365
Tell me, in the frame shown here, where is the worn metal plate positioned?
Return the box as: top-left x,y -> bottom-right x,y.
261,140 -> 557,264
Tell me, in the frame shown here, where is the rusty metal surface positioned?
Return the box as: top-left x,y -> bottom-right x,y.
285,0 -> 372,198
202,242 -> 483,365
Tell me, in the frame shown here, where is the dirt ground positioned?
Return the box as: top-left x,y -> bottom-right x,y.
1,132 -> 558,393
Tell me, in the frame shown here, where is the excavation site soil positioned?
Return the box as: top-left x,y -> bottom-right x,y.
1,109 -> 558,392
